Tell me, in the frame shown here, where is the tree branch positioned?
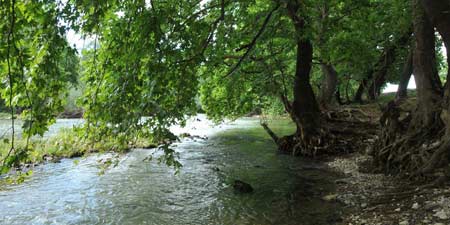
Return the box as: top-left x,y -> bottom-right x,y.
223,4 -> 280,77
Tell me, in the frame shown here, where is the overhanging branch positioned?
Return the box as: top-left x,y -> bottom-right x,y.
223,4 -> 280,77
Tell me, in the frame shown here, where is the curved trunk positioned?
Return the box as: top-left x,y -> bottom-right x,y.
319,64 -> 338,109
396,50 -> 413,100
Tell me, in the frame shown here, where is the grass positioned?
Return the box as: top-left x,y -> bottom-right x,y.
0,112 -> 13,120
0,128 -> 160,171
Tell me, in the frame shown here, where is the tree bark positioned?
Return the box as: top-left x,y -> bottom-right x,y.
419,0 -> 450,134
286,1 -> 321,143
396,49 -> 413,100
319,63 -> 338,108
411,0 -> 443,128
291,40 -> 321,137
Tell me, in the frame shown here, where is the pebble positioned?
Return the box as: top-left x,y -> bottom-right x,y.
434,210 -> 448,220
425,201 -> 439,211
395,208 -> 401,212
399,220 -> 409,225
322,194 -> 338,202
412,203 -> 420,210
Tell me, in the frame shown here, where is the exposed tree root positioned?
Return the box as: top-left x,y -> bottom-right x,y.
372,100 -> 450,180
262,105 -> 379,157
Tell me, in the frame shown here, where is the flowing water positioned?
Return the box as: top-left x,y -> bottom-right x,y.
0,116 -> 343,225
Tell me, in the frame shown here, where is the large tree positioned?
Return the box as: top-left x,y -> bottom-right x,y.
372,0 -> 450,177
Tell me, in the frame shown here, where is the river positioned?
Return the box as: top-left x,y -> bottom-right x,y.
0,116 -> 343,225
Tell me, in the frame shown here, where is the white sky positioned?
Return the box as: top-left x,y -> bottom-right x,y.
383,76 -> 416,93
383,45 -> 447,93
67,29 -> 85,50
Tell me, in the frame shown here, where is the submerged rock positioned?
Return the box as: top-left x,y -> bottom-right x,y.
233,180 -> 253,193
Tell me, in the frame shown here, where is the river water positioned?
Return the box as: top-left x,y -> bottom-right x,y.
0,116 -> 343,225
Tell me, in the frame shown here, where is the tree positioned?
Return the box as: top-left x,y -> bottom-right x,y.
372,0 -> 450,177
395,49 -> 413,100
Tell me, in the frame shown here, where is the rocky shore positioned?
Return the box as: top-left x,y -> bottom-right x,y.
326,153 -> 450,225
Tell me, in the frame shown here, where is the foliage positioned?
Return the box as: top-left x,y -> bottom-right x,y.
0,0 -> 447,175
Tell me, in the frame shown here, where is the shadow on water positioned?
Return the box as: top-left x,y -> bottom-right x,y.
0,117 -> 345,225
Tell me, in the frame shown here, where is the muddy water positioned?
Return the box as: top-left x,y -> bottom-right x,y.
0,116 -> 343,225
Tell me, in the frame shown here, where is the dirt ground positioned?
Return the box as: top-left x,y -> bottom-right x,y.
323,101 -> 450,225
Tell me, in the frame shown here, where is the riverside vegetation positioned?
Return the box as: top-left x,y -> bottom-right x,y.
0,0 -> 450,224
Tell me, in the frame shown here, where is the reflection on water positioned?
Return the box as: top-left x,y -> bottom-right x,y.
0,116 -> 343,225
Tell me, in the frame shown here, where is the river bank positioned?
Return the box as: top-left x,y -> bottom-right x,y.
326,152 -> 450,225
1,109 -> 449,224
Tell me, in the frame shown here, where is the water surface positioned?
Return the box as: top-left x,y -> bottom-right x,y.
0,116 -> 343,225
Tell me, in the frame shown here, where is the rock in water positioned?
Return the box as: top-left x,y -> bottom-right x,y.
233,180 -> 253,193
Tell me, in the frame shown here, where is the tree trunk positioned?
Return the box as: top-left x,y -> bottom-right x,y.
259,1 -> 324,156
291,39 -> 321,138
319,63 -> 338,108
419,0 -> 450,135
420,0 -> 450,63
368,29 -> 413,100
354,71 -> 372,103
284,1 -> 321,140
367,70 -> 387,101
368,0 -> 450,176
335,89 -> 344,105
411,0 -> 443,128
396,49 -> 413,100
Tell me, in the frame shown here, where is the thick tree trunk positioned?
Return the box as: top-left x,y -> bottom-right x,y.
319,63 -> 338,108
284,1 -> 321,140
259,1 -> 324,156
395,50 -> 413,100
291,40 -> 321,138
411,0 -> 443,128
371,0 -> 444,175
420,0 -> 450,61
419,0 -> 450,134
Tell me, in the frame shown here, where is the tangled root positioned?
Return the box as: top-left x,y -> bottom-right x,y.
262,106 -> 379,158
372,101 -> 450,180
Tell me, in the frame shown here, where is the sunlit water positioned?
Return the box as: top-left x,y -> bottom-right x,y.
0,116 -> 343,225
